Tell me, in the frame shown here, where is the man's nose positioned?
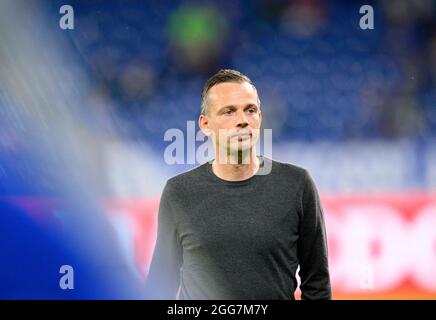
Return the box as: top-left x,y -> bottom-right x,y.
236,110 -> 248,127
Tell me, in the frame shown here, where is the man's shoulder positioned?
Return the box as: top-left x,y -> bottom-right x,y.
268,156 -> 310,180
165,162 -> 209,189
267,157 -> 317,196
163,157 -> 312,191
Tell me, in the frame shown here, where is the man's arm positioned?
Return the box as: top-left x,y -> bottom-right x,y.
297,171 -> 332,300
145,181 -> 183,299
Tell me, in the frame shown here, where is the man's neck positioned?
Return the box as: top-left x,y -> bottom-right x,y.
212,148 -> 260,181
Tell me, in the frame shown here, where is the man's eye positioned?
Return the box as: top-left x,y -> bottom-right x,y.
224,110 -> 233,115
247,108 -> 256,113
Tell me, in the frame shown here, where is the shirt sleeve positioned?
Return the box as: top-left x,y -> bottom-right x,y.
297,171 -> 332,300
145,181 -> 183,299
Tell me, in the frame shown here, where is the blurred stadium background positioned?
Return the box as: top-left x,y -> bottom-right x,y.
0,0 -> 435,299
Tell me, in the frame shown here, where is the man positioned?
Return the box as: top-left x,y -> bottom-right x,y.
145,69 -> 331,300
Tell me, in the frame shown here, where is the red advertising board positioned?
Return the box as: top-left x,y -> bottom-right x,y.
4,193 -> 436,299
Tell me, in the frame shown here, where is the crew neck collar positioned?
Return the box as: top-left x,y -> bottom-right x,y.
206,155 -> 266,185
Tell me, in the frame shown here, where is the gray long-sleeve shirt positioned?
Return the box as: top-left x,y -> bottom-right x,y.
145,155 -> 331,300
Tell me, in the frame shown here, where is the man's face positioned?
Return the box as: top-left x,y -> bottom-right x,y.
199,81 -> 262,156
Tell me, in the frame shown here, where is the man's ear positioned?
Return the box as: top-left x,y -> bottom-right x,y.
199,114 -> 212,136
258,110 -> 263,127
